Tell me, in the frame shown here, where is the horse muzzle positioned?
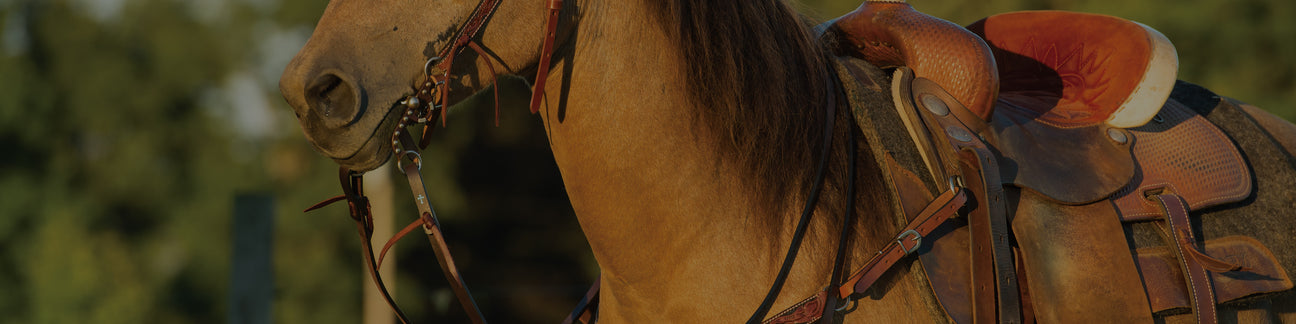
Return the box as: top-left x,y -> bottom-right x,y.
281,59 -> 405,172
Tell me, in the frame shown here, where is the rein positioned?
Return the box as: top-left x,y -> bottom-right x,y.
746,70 -> 844,323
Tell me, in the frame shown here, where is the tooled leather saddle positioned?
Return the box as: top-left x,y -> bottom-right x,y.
797,2 -> 1294,323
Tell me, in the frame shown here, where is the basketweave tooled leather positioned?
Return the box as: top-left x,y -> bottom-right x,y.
830,1 -> 999,120
1110,100 -> 1253,222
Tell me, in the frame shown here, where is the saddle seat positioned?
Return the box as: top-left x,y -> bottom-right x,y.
970,11 -> 1180,128
830,4 -> 1176,129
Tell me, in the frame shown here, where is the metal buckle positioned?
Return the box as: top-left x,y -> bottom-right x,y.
423,56 -> 444,77
835,296 -> 857,312
895,229 -> 923,255
396,150 -> 422,174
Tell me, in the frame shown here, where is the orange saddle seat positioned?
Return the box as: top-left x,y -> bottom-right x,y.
831,4 -> 1177,128
970,11 -> 1179,128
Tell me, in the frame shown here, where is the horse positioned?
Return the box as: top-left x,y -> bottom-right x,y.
278,0 -> 1296,322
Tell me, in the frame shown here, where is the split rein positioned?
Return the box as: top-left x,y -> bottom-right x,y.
304,153 -> 483,324
305,0 -> 562,323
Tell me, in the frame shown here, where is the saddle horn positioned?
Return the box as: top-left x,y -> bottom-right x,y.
833,0 -> 999,120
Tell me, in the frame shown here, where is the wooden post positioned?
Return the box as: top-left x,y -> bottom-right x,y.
364,164 -> 397,324
230,194 -> 274,324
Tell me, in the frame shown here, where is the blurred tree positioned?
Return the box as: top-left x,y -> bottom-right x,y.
0,0 -> 336,322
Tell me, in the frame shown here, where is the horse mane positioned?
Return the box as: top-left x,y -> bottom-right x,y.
645,0 -> 840,220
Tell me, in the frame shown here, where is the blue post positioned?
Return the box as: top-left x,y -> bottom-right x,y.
230,194 -> 274,324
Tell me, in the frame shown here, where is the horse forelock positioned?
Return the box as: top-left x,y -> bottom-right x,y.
645,0 -> 839,223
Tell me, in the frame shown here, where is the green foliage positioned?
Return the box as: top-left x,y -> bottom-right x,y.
0,0 -> 1290,323
0,0 -> 335,322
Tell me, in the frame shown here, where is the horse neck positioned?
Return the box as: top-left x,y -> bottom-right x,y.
531,1 -> 911,321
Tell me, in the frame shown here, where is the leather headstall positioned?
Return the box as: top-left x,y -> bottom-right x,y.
393,0 -> 564,152
305,0 -> 565,323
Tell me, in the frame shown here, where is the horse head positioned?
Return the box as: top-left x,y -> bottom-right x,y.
279,0 -> 555,171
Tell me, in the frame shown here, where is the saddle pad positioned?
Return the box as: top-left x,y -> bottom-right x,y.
1135,235 -> 1293,314
1110,99 -> 1252,221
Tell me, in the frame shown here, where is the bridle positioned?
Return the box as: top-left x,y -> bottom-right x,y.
305,0 -> 563,323
305,0 -> 972,323
391,0 -> 565,151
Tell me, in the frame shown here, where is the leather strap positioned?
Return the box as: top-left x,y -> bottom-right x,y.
308,134 -> 490,324
770,75 -> 1028,323
766,291 -> 830,324
341,1 -> 568,319
530,0 -> 564,113
1155,194 -> 1218,324
562,278 -> 601,324
819,123 -> 861,323
444,0 -> 501,59
916,77 -> 1020,324
1013,248 -> 1035,324
402,158 -> 487,324
424,0 -> 505,126
764,182 -> 967,324
960,146 -> 1018,324
397,0 -> 566,150
745,71 -> 840,324
305,169 -> 415,324
840,184 -> 967,299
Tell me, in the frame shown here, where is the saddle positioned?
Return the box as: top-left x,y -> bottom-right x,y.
796,2 -> 1294,323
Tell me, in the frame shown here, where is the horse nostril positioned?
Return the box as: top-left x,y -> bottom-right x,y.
315,76 -> 342,116
306,72 -> 363,128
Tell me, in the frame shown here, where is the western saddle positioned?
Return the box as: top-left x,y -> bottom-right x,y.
771,1 -> 1295,323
